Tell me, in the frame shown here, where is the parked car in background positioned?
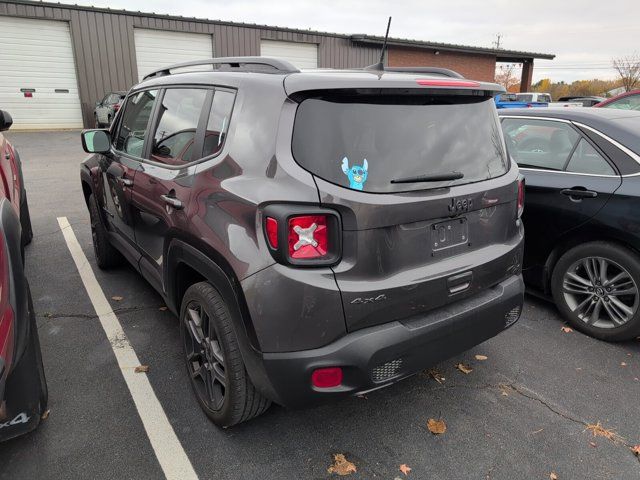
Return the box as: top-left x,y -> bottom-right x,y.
79,57 -> 525,427
499,107 -> 640,341
595,90 -> 640,110
0,110 -> 47,442
558,96 -> 606,107
94,91 -> 126,128
495,93 -> 547,109
516,92 -> 582,107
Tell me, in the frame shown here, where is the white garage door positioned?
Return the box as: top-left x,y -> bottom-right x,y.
260,40 -> 318,69
0,16 -> 83,130
134,29 -> 214,81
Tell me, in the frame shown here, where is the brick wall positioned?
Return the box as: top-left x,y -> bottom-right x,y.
388,47 -> 497,82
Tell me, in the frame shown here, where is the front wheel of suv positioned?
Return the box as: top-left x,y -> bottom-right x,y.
180,281 -> 271,427
551,241 -> 640,341
88,193 -> 122,269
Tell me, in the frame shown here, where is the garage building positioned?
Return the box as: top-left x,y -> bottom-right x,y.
0,0 -> 554,130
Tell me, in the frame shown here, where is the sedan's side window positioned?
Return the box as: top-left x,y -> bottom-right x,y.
114,90 -> 158,157
566,139 -> 616,175
149,88 -> 208,166
501,118 -> 579,171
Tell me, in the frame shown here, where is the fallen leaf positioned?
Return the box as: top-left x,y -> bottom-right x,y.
356,394 -> 368,400
499,384 -> 510,396
474,354 -> 488,361
159,306 -> 168,311
589,441 -> 597,448
427,418 -> 447,435
621,362 -> 627,367
399,464 -> 412,476
41,409 -> 50,420
585,422 -> 622,443
134,365 -> 149,373
455,363 -> 473,374
112,296 -> 124,301
561,326 -> 573,333
327,454 -> 357,476
531,428 -> 544,434
631,445 -> 640,456
550,473 -> 558,480
427,368 -> 445,384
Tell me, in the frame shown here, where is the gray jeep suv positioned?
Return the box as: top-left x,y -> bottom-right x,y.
80,57 -> 525,426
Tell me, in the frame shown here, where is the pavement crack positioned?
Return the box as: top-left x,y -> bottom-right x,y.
38,304 -> 166,321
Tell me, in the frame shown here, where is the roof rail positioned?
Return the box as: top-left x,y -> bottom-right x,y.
382,67 -> 464,79
142,56 -> 300,81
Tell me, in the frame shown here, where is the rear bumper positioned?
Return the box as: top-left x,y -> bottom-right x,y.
257,273 -> 524,408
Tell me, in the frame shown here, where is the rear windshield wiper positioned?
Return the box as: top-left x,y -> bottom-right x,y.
390,171 -> 464,184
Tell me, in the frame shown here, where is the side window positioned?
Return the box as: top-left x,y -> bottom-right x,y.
539,94 -> 552,103
604,95 -> 640,111
114,90 -> 158,157
501,118 -> 579,170
150,88 -> 208,166
202,90 -> 235,158
566,139 -> 616,175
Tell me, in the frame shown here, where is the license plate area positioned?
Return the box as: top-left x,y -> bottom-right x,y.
431,218 -> 468,255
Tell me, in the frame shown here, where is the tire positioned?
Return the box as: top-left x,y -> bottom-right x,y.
20,192 -> 33,247
551,241 -> 640,341
88,193 -> 122,269
180,281 -> 271,427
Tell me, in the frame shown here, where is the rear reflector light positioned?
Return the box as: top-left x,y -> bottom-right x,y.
288,215 -> 329,259
113,103 -> 121,111
517,178 -> 525,218
416,79 -> 481,88
312,367 -> 343,388
265,217 -> 278,249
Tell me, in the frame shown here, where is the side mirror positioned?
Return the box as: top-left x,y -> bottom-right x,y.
0,110 -> 13,132
81,129 -> 111,154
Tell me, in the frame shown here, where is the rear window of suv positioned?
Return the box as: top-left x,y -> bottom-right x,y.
291,93 -> 508,193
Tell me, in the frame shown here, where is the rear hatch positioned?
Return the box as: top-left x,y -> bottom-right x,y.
288,75 -> 522,332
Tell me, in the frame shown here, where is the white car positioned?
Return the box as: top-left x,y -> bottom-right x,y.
516,92 -> 582,107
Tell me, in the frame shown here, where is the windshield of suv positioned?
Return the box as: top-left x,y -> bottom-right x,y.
292,94 -> 508,193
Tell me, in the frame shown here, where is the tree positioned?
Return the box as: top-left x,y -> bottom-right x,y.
495,63 -> 520,90
612,55 -> 640,92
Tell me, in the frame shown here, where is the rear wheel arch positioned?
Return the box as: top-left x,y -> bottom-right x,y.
165,238 -> 260,351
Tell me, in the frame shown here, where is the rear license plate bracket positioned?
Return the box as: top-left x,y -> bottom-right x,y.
431,218 -> 468,254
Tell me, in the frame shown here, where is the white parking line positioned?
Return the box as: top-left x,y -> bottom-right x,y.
57,217 -> 198,480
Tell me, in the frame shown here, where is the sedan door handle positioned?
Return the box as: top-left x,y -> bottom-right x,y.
4,152 -> 10,160
160,194 -> 183,210
119,177 -> 133,187
561,188 -> 598,199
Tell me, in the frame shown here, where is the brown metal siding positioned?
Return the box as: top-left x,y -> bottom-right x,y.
0,1 -> 379,126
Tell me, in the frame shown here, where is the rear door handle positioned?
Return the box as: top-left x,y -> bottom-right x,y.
4,153 -> 9,160
561,188 -> 598,199
161,194 -> 183,210
119,177 -> 133,187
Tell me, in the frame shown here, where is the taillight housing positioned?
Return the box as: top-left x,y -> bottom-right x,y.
113,103 -> 121,112
263,205 -> 342,267
517,176 -> 525,219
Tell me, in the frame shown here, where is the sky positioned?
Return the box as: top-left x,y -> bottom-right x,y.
68,0 -> 638,83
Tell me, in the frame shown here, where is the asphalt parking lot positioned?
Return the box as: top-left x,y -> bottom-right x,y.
0,131 -> 638,480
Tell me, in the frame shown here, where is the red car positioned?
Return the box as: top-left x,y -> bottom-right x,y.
595,89 -> 640,110
0,109 -> 47,442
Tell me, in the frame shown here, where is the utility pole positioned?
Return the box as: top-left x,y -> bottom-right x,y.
493,33 -> 502,49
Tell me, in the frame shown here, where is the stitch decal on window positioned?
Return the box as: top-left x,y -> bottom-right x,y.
341,157 -> 368,190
